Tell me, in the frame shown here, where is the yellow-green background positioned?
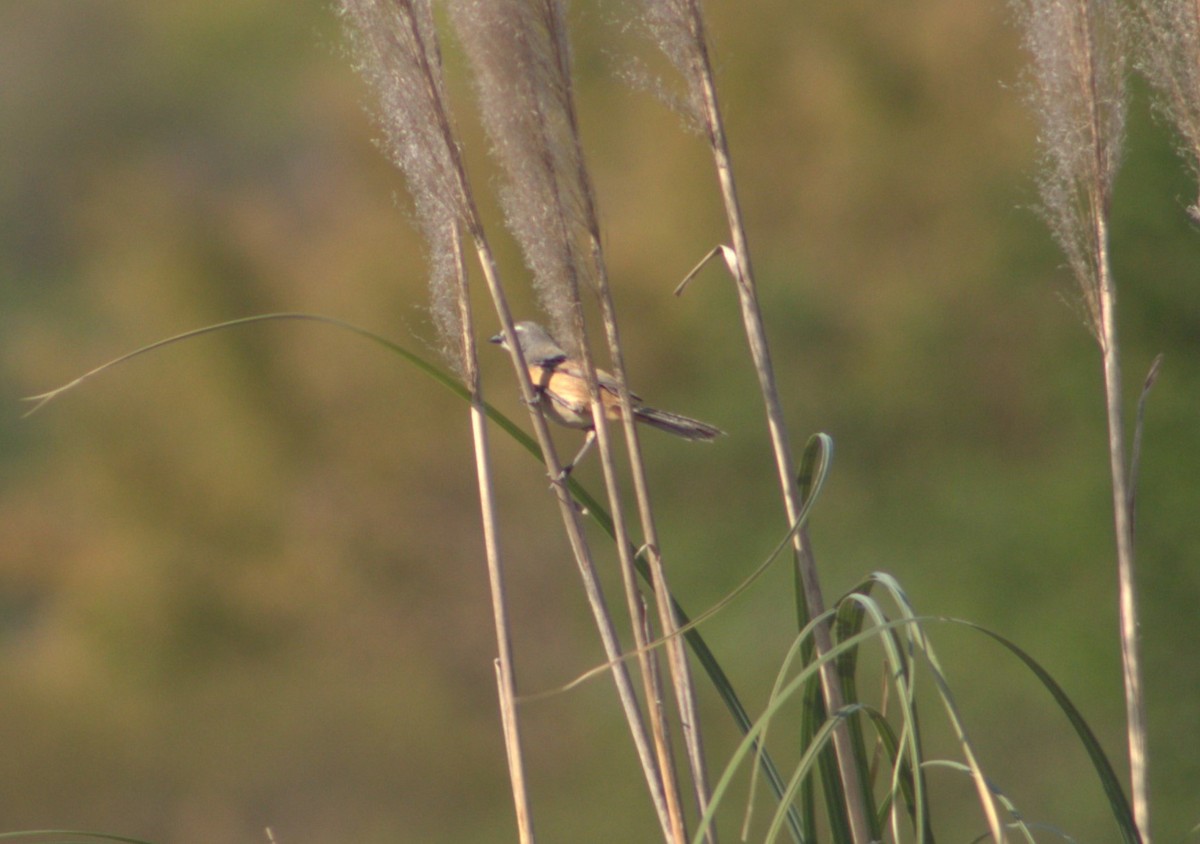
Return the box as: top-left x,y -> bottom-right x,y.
2,2 -> 1197,841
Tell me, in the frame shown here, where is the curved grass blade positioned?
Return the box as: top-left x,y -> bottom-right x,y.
925,761 -> 1052,844
22,311 -> 806,841
837,581 -> 935,843
20,312 -> 605,525
856,574 -> 1138,844
958,622 -> 1141,844
765,714 -> 849,844
863,576 -> 1005,842
794,433 -> 859,842
795,432 -> 833,507
695,610 -> 839,844
858,705 -> 932,839
700,617 -> 924,844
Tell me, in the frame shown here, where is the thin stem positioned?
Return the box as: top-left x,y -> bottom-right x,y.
1095,218 -> 1150,843
476,245 -> 676,840
493,658 -> 534,843
528,4 -> 703,835
592,287 -> 713,841
578,321 -> 689,842
453,221 -> 534,843
485,4 -> 686,834
1076,2 -> 1149,830
547,29 -> 708,841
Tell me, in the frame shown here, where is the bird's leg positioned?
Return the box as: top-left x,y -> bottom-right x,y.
521,386 -> 544,410
554,429 -> 596,482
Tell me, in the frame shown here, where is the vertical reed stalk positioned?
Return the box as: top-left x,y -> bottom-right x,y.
475,243 -> 677,841
1016,0 -> 1146,837
1126,0 -> 1200,827
453,222 -> 534,843
566,295 -> 691,841
582,340 -> 690,844
1095,220 -> 1149,842
1126,7 -> 1200,816
591,295 -> 716,840
339,2 -> 541,836
524,15 -> 691,834
697,70 -> 875,844
538,7 -> 715,832
449,1 -> 723,836
639,1 -> 873,839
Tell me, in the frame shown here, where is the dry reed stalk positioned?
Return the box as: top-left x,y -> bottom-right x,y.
633,1 -> 875,840
1015,1 -> 1148,840
453,220 -> 533,841
475,226 -> 678,844
403,7 -> 677,837
524,4 -> 717,833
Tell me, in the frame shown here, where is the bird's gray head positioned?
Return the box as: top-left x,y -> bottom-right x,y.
489,321 -> 568,366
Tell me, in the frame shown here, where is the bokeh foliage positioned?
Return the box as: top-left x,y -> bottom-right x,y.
1,1 -> 1197,841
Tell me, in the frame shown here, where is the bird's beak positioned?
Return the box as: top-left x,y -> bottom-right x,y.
488,331 -> 505,347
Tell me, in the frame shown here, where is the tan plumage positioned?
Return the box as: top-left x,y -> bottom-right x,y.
490,321 -> 723,470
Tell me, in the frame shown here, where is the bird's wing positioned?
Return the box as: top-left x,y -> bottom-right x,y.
552,359 -> 642,402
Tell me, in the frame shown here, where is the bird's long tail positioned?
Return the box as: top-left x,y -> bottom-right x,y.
633,406 -> 724,441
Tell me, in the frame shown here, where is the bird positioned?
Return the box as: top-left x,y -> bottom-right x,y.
490,320 -> 723,474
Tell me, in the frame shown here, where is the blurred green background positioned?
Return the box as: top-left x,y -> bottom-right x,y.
2,2 -> 1197,841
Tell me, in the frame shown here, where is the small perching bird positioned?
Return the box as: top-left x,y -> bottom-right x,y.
490,320 -> 723,474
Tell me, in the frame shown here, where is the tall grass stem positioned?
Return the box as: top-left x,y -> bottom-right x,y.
656,1 -> 874,838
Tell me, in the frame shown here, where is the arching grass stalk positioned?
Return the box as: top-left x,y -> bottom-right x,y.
23,311 -> 803,840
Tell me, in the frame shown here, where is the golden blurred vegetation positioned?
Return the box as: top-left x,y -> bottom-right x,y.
2,1 -> 1198,841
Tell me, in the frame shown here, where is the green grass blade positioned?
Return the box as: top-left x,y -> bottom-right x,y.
765,714 -> 847,844
838,580 -> 936,843
793,434 -> 857,841
852,573 -> 1137,844
959,623 -> 1141,844
830,598 -> 885,843
703,617 -> 927,844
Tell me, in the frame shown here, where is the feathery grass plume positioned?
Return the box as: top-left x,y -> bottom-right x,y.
1016,0 -> 1127,336
447,0 -> 593,349
1131,0 -> 1200,220
338,0 -> 466,369
625,0 -> 708,133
